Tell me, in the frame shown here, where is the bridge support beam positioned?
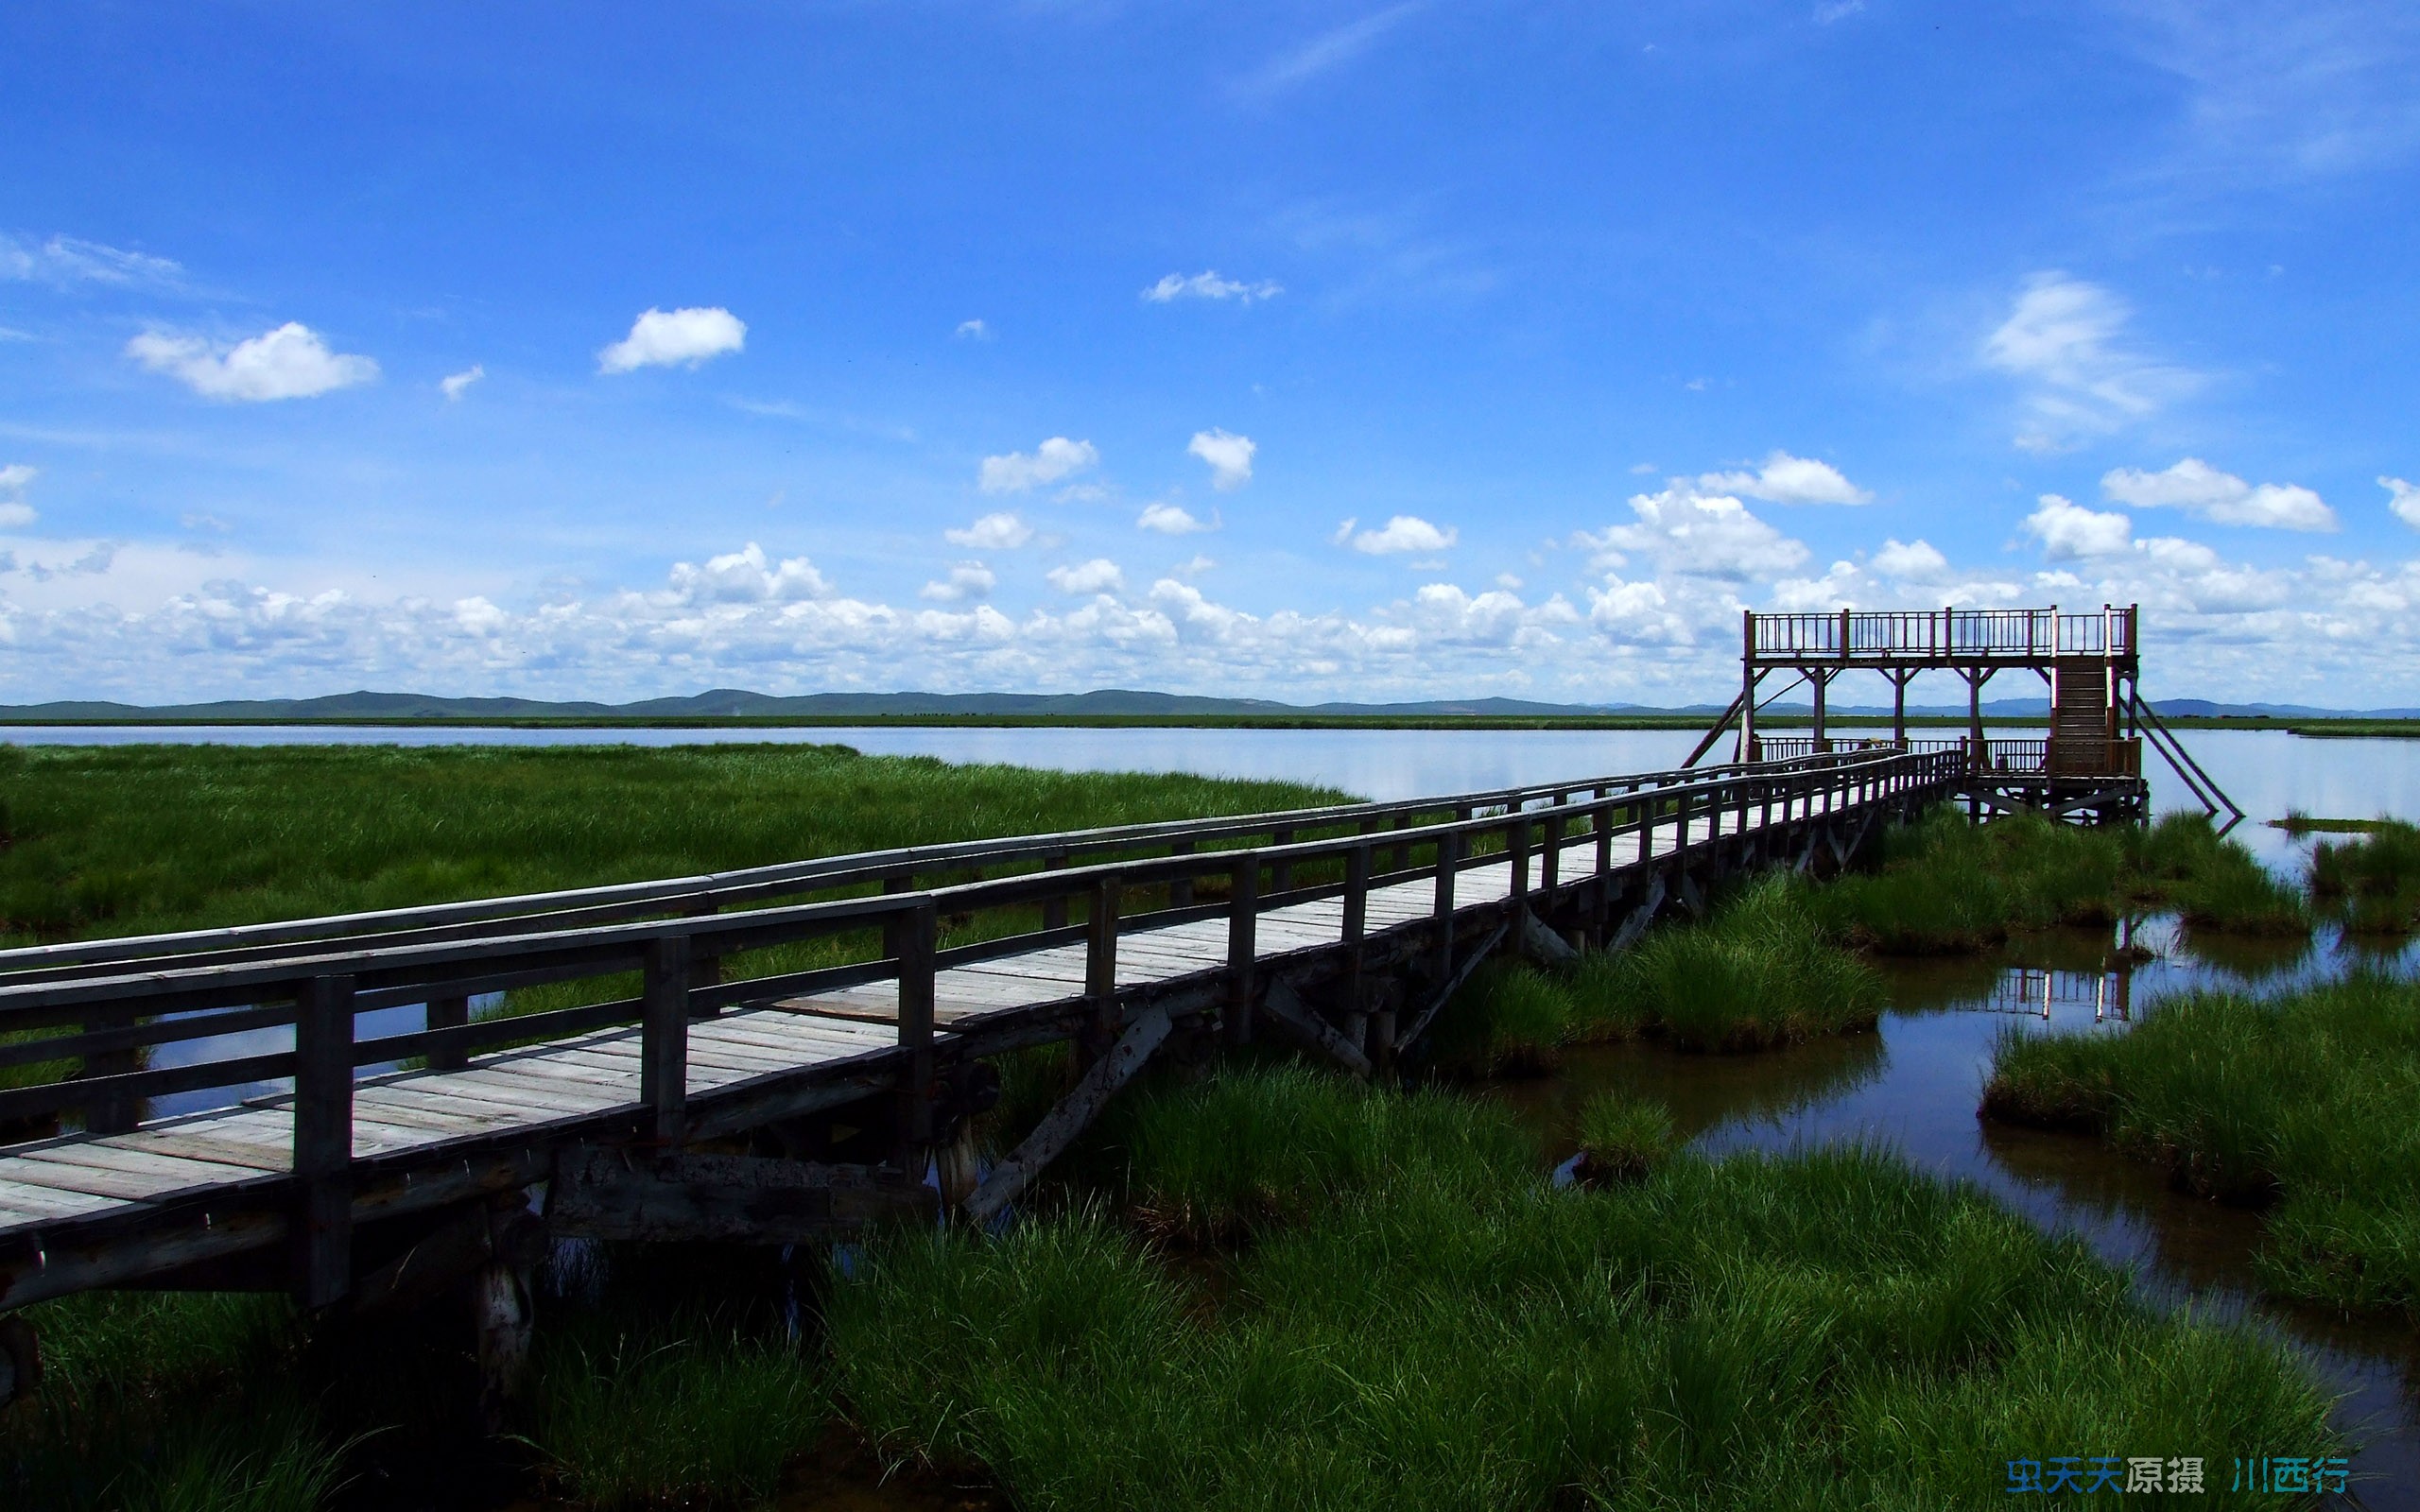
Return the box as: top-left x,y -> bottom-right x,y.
964,1004 -> 1173,1226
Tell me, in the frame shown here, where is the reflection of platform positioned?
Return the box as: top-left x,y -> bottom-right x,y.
1978,967 -> 2135,1022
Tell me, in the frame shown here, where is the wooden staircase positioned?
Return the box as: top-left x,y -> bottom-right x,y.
2049,657 -> 2115,774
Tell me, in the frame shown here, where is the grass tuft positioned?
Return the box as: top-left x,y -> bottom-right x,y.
2308,818 -> 2420,934
1573,1091 -> 1673,1183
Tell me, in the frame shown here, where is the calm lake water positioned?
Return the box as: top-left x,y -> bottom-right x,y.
15,720 -> 2420,1500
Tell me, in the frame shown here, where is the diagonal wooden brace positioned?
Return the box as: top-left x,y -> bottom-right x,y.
1258,977 -> 1372,1078
963,1004 -> 1173,1225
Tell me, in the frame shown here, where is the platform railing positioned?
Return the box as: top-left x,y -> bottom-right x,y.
1749,606 -> 2135,662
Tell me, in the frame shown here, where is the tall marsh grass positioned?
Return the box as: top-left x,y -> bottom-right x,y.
0,743 -> 1348,947
1429,871 -> 1884,1072
522,1309 -> 825,1509
828,1068 -> 2338,1510
1984,971 -> 2420,1314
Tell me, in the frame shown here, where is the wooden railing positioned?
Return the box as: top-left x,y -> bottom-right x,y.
0,750 -> 1964,1146
1748,606 -> 2135,662
1749,735 -> 2140,779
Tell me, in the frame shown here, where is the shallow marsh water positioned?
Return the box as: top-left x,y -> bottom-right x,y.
1487,918 -> 2420,1507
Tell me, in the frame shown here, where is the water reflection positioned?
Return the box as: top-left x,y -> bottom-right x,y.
1490,920 -> 2420,1508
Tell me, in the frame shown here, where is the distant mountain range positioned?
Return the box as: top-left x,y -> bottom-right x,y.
3,688 -> 2415,721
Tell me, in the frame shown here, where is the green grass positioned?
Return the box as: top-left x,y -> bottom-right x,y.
2308,818 -> 2420,934
0,742 -> 1350,947
0,1290 -> 343,1512
1983,971 -> 2420,1314
522,1308 -> 826,1510
1428,872 -> 1885,1072
1102,1062 -> 1534,1241
1806,807 -> 2306,953
1573,1090 -> 1673,1182
827,1067 -> 2339,1511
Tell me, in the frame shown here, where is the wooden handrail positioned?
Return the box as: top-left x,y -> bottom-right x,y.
0,750 -> 1964,1132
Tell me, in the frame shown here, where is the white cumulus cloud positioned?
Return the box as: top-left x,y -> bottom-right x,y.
1137,502 -> 1217,535
1582,486 -> 1806,580
1345,515 -> 1459,556
2100,458 -> 2337,531
920,562 -> 996,603
1142,270 -> 1283,304
597,306 -> 746,373
1872,538 -> 1949,580
1046,558 -> 1126,594
2024,495 -> 2135,559
945,512 -> 1036,549
979,437 -> 1098,493
441,364 -> 485,401
1697,451 -> 1872,505
127,322 -> 379,402
2385,476 -> 2420,528
666,542 -> 830,604
1187,428 -> 1256,490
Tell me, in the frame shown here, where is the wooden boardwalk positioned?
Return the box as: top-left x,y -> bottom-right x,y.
0,749 -> 1959,1343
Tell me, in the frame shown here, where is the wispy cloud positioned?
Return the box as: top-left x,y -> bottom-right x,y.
2104,1 -> 2420,180
945,511 -> 1035,550
1237,3 -> 1426,98
954,318 -> 992,340
440,365 -> 485,401
1,234 -> 183,289
1142,271 -> 1282,304
1981,272 -> 2201,453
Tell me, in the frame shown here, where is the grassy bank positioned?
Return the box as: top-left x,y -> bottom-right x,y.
1983,971 -> 2420,1315
1429,872 -> 1886,1074
0,743 -> 1350,948
830,1066 -> 2339,1510
1808,807 -> 2307,952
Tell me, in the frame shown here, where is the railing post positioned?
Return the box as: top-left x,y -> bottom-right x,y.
1431,817 -> 1461,988
1270,829 -> 1295,895
1592,789 -> 1615,947
1086,873 -> 1121,1052
1541,805 -> 1564,899
1168,838 -> 1196,909
1509,812 -> 1532,916
427,993 -> 472,1073
1042,851 -> 1069,931
1342,842 -> 1371,1016
640,936 -> 690,1147
1226,854 -> 1258,1047
1389,810 -> 1412,874
294,973 -> 356,1310
894,901 -> 937,1157
82,1002 -> 138,1135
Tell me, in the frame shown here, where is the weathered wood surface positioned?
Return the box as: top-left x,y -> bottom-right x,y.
545,1146 -> 938,1243
0,752 -> 1958,1307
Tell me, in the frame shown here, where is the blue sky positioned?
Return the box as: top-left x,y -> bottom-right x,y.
4,1 -> 2418,706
